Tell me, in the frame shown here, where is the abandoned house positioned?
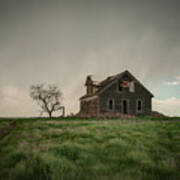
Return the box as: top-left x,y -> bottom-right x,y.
79,70 -> 154,117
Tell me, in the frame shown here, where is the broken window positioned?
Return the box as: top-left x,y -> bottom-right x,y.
129,82 -> 135,92
118,81 -> 123,92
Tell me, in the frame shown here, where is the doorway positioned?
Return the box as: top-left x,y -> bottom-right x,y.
122,100 -> 128,114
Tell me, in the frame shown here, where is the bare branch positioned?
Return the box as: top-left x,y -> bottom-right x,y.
30,84 -> 64,118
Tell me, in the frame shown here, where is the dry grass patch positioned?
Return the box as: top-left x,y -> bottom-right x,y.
44,120 -> 62,125
46,127 -> 63,134
18,140 -> 31,152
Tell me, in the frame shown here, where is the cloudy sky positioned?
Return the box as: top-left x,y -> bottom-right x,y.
0,0 -> 180,117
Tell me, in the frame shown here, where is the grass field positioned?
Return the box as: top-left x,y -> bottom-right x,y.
0,117 -> 180,180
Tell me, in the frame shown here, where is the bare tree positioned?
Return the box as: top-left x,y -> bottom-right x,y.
30,84 -> 64,118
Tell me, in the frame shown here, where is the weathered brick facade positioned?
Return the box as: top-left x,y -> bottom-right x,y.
79,70 -> 154,118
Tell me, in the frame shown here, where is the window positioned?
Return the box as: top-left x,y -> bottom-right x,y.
108,99 -> 114,111
137,100 -> 142,112
129,82 -> 135,92
118,81 -> 123,92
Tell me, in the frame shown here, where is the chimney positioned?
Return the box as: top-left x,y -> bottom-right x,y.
85,75 -> 93,95
85,75 -> 93,86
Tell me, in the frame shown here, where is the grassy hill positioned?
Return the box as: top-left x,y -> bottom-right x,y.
0,118 -> 180,180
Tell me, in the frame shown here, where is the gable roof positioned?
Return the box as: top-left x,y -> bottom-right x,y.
80,70 -> 154,100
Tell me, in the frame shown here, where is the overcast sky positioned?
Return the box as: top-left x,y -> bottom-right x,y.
0,0 -> 180,116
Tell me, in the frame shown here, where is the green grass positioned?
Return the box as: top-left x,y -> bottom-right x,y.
0,117 -> 180,180
0,118 -> 15,129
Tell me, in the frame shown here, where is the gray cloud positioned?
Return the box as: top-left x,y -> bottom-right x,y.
0,0 -> 180,116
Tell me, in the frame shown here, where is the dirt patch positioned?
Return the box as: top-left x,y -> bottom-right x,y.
0,121 -> 16,142
44,121 -> 61,125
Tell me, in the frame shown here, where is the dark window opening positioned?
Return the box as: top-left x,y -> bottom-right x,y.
108,99 -> 114,110
118,81 -> 123,92
137,100 -> 142,111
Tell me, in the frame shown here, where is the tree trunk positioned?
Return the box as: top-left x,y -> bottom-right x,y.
48,112 -> 52,119
62,106 -> 65,117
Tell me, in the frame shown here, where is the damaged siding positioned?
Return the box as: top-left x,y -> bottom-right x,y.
79,71 -> 153,117
99,79 -> 152,115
